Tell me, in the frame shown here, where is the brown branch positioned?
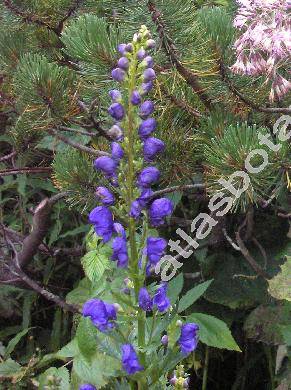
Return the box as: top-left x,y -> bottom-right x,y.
0,151 -> 17,162
0,167 -> 52,177
235,218 -> 270,279
147,1 -> 213,110
151,183 -> 205,199
48,129 -> 109,157
58,125 -> 96,137
161,87 -> 202,118
219,61 -> 291,115
12,266 -> 80,313
54,0 -> 85,34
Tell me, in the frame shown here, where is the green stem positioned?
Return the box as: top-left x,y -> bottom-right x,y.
202,347 -> 209,390
125,47 -> 146,378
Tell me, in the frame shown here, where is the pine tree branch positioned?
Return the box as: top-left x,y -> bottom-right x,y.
0,167 -> 52,177
151,183 -> 205,198
58,125 -> 96,137
147,1 -> 213,110
3,0 -> 57,33
219,61 -> 291,115
48,129 -> 109,157
161,86 -> 202,118
54,0 -> 85,34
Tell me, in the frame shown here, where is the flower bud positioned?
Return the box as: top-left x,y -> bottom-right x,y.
137,48 -> 146,60
117,43 -> 127,55
112,68 -> 126,82
146,39 -> 156,49
143,68 -> 156,82
113,303 -> 122,312
140,81 -> 154,95
118,57 -> 129,70
169,376 -> 178,386
126,43 -> 133,52
141,56 -> 154,68
176,320 -> 183,327
111,142 -> 124,161
108,103 -> 125,121
109,89 -> 122,101
95,187 -> 115,206
131,90 -> 142,105
161,335 -> 169,346
139,100 -> 155,118
108,124 -> 123,140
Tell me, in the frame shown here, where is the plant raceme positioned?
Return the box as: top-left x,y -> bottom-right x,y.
79,26 -> 200,389
231,0 -> 291,101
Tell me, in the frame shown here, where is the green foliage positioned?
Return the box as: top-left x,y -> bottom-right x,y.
187,312 -> 241,351
53,148 -> 101,212
61,15 -> 124,80
13,53 -> 77,121
178,280 -> 213,313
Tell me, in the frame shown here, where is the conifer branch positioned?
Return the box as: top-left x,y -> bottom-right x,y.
48,129 -> 109,157
54,0 -> 85,35
161,87 -> 202,118
58,125 -> 96,137
147,1 -> 213,110
151,183 -> 205,198
3,0 -> 57,33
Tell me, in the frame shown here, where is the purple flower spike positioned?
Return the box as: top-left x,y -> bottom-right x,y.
89,206 -> 114,242
139,100 -> 155,118
108,102 -> 125,121
113,222 -> 126,236
112,236 -> 128,268
142,56 -> 154,68
94,156 -> 117,177
153,283 -> 170,312
131,90 -> 142,105
138,166 -> 160,188
111,142 -> 124,161
109,89 -> 122,101
140,81 -> 154,96
95,186 -> 115,206
137,48 -> 146,60
79,384 -> 97,390
82,298 -> 117,332
129,200 -> 142,219
138,118 -> 157,139
143,137 -> 165,161
118,43 -> 127,55
121,344 -> 143,375
138,287 -> 153,311
178,323 -> 199,355
118,57 -> 129,70
143,68 -> 156,82
112,68 -> 126,82
149,198 -> 174,226
146,237 -> 167,266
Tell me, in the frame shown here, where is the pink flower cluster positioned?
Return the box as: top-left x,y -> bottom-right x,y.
230,0 -> 291,102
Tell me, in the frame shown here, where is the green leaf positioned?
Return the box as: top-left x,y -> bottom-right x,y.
178,280 -> 213,313
268,255 -> 291,301
187,313 -> 241,351
4,328 -> 31,359
38,367 -> 70,390
0,359 -> 21,377
167,273 -> 184,304
81,247 -> 111,283
76,317 -> 97,361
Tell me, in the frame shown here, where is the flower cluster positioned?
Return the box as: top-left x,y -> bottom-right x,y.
230,0 -> 291,101
80,26 -> 199,387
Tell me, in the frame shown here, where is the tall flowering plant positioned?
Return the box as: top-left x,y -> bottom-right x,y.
230,0 -> 291,101
79,26 -> 200,389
